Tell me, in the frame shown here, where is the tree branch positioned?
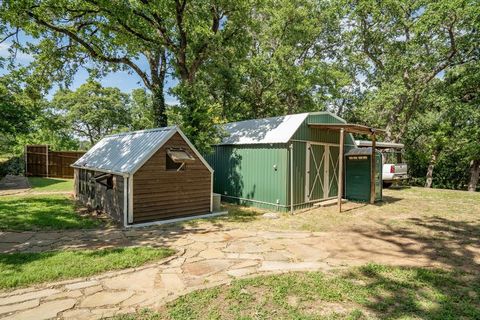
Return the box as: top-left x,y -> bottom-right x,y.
360,17 -> 384,71
0,27 -> 19,44
187,5 -> 222,82
423,15 -> 458,84
27,11 -> 152,88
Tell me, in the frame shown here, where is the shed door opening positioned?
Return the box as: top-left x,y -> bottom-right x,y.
305,143 -> 339,202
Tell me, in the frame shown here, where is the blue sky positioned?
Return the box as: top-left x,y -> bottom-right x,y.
0,39 -> 179,104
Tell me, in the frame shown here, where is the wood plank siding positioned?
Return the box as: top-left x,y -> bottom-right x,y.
26,145 -> 85,178
132,133 -> 211,223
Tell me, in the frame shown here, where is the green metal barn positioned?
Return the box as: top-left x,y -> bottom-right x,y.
205,112 -> 382,212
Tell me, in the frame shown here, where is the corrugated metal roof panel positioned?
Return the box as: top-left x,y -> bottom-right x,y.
72,127 -> 176,175
219,113 -> 309,145
345,148 -> 380,156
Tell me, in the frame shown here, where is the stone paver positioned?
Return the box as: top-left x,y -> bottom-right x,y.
3,299 -> 76,320
0,289 -> 60,305
80,291 -> 133,308
0,299 -> 39,316
0,226 -> 465,319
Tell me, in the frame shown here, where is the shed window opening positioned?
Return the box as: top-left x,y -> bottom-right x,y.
93,173 -> 114,190
166,148 -> 195,171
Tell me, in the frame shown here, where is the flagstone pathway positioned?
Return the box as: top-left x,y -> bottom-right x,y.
0,225 -> 461,320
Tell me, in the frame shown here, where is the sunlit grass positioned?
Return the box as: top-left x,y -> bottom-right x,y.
114,265 -> 480,320
0,194 -> 99,231
197,187 -> 480,234
0,247 -> 174,289
28,177 -> 73,192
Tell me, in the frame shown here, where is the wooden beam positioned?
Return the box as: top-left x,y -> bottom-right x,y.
290,143 -> 294,214
370,134 -> 376,204
308,123 -> 386,135
338,128 -> 345,213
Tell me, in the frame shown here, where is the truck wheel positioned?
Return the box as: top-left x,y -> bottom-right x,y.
383,182 -> 392,188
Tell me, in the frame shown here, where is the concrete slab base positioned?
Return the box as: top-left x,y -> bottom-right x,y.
127,211 -> 229,228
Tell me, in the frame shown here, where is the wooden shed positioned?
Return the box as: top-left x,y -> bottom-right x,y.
72,126 -> 214,227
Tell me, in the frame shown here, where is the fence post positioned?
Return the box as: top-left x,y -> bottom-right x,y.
24,145 -> 28,177
46,145 -> 49,178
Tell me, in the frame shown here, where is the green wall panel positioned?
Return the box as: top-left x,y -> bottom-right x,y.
289,141 -> 307,208
292,113 -> 356,146
204,144 -> 288,209
345,153 -> 382,202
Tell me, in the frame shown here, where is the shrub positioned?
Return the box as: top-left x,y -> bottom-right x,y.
0,156 -> 24,178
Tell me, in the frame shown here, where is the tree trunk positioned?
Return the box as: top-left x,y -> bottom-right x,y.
151,84 -> 167,127
468,159 -> 480,192
425,151 -> 438,188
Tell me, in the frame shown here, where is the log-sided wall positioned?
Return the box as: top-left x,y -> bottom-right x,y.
132,133 -> 212,223
74,168 -> 125,224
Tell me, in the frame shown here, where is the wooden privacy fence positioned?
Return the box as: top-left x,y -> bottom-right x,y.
25,145 -> 85,179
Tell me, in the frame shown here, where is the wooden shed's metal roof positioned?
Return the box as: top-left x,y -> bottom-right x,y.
72,126 -> 213,176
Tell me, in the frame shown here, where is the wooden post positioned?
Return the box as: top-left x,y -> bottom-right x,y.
45,145 -> 49,178
338,128 -> 345,213
370,133 -> 376,204
290,143 -> 294,214
24,145 -> 28,177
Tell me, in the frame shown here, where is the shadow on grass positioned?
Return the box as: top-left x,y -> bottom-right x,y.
116,265 -> 480,319
342,264 -> 480,319
351,215 -> 480,272
373,195 -> 403,206
336,195 -> 403,212
0,196 -> 100,231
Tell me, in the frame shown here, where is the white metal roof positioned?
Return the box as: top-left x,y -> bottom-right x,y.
72,126 -> 213,175
219,113 -> 309,145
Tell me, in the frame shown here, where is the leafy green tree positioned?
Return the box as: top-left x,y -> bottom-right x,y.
52,81 -> 131,145
0,70 -> 44,155
14,107 -> 80,153
0,76 -> 36,136
130,88 -> 154,131
190,0 -> 350,121
1,0 -> 168,125
404,59 -> 480,190
0,0 -> 251,144
443,61 -> 480,191
344,0 -> 478,142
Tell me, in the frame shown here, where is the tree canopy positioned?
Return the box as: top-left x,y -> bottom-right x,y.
0,0 -> 478,190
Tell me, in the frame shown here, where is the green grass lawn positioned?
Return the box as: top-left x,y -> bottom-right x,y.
0,247 -> 174,289
0,194 -> 100,231
28,177 -> 73,192
114,264 -> 480,320
194,187 -> 480,235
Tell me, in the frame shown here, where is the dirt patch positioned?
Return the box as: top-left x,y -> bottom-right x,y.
0,175 -> 30,195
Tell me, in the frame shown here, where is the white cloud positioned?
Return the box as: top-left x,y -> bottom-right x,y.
0,42 -> 34,64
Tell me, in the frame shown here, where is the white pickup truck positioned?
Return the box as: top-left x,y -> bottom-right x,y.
355,140 -> 409,187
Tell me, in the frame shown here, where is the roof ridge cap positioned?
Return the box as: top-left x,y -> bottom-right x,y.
105,126 -> 175,138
